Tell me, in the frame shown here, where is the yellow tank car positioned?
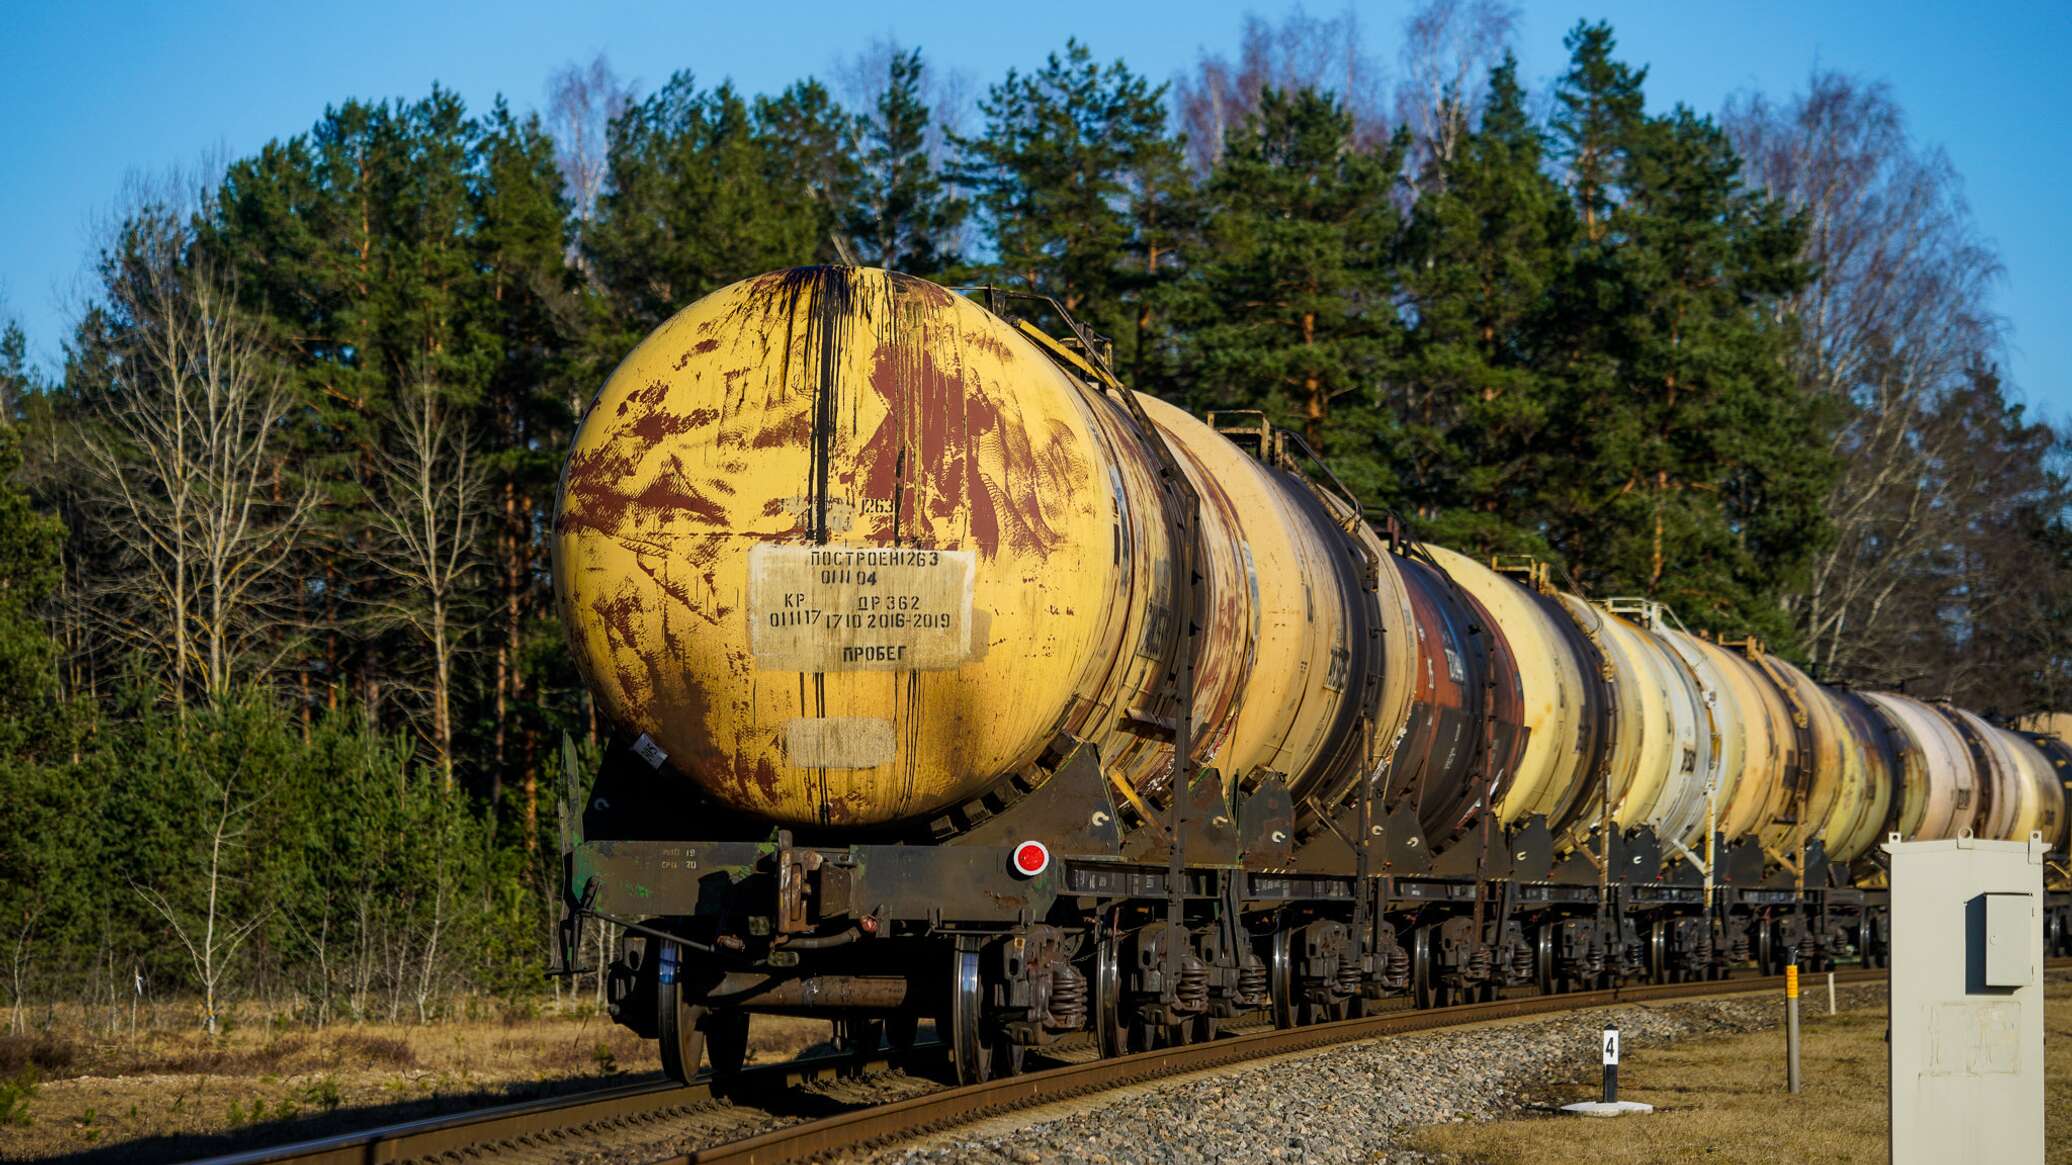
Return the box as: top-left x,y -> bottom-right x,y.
1426,548 -> 1589,830
555,268 -> 1137,827
1864,691 -> 1975,841
1996,728 -> 2065,844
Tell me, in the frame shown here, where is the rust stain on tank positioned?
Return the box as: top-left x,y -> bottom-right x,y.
855,335 -> 1081,558
558,442 -> 731,537
750,404 -> 815,449
965,328 -> 1018,364
628,405 -> 717,445
588,588 -> 671,724
616,380 -> 672,418
750,755 -> 782,800
634,555 -> 723,627
886,271 -> 957,308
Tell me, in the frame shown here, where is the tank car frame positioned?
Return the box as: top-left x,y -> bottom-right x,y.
559,724 -> 2000,1083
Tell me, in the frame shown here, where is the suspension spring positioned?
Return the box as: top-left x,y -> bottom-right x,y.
1047,963 -> 1088,1029
1336,959 -> 1363,997
1176,956 -> 1210,1010
1381,945 -> 1411,989
1237,958 -> 1268,1003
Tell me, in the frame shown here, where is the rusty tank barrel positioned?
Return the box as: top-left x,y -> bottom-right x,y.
553,267 -> 1403,833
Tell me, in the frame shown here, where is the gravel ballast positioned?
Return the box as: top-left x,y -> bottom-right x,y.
853,984 -> 1886,1165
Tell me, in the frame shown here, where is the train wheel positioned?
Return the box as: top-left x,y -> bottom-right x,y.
1094,934 -> 1127,1057
1534,924 -> 1556,993
657,975 -> 707,1084
1755,921 -> 1775,976
1269,928 -> 1297,1029
1648,920 -> 1670,983
1412,926 -> 1448,1009
949,940 -> 993,1085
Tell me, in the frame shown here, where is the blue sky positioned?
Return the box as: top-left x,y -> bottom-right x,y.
3,1 -> 2067,419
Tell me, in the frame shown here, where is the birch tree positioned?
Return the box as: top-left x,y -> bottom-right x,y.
1726,72 -> 2006,676
1393,0 -> 1519,191
364,379 -> 486,785
76,195 -> 316,709
1174,8 -> 1390,174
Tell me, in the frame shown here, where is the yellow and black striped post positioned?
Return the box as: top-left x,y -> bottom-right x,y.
1785,963 -> 1802,1093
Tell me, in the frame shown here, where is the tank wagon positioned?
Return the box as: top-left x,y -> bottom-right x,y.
552,266 -> 2072,1082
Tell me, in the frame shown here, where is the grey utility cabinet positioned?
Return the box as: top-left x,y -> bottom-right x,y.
1886,832 -> 2047,1165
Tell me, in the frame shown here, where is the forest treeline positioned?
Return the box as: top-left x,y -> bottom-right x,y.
2,5 -> 2067,1030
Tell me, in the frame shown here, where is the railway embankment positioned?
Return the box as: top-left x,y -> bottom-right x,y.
850,985 -> 1892,1165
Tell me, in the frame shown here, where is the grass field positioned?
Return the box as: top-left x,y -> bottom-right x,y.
1410,979 -> 2072,1164
0,1005 -> 828,1162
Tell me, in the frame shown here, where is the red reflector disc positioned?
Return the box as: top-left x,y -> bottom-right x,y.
1012,841 -> 1050,877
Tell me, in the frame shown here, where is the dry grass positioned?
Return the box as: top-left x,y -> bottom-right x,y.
1411,981 -> 2072,1164
0,1004 -> 830,1162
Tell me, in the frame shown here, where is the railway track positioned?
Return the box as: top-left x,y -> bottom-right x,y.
186,1039 -> 948,1165
191,966 -> 1893,1165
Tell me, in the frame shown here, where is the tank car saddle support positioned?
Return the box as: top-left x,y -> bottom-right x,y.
1505,816 -> 1556,882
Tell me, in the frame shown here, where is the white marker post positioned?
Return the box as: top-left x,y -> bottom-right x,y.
1561,1023 -> 1653,1116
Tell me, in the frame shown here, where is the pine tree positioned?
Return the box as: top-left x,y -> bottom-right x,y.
0,412 -> 82,1024
1549,21 -> 1645,246
204,90 -> 584,801
953,39 -> 1180,364
848,48 -> 966,275
0,322 -> 33,423
1116,102 -> 1199,395
755,79 -> 861,259
1541,27 -> 1828,640
0,422 -> 63,720
1391,55 -> 1568,553
210,92 -> 489,732
584,74 -> 826,344
471,100 -> 579,811
1177,88 -> 1403,497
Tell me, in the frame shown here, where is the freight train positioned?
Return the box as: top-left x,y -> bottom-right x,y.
550,266 -> 2072,1084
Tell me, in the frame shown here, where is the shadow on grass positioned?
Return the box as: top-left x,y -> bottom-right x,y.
32,1069 -> 669,1165
36,1035 -> 960,1165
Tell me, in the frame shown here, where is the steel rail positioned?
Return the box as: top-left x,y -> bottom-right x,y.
676,968 -> 1893,1163
185,1042 -> 941,1165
